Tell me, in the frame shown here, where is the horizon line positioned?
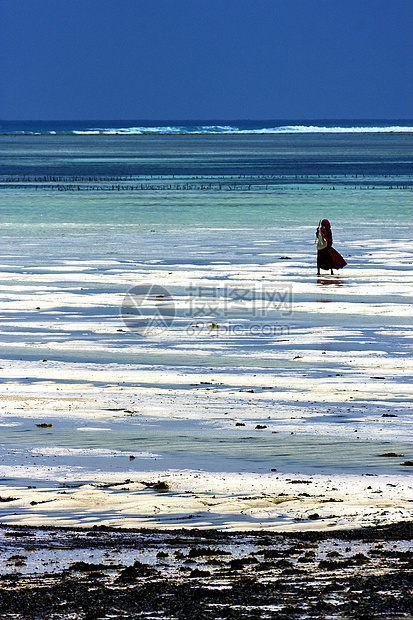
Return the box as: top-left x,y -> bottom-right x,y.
2,117 -> 413,123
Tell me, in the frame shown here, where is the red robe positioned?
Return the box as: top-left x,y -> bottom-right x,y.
317,246 -> 347,270
317,219 -> 347,270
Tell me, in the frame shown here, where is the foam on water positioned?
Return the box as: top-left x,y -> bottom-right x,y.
1,119 -> 412,135
72,124 -> 413,135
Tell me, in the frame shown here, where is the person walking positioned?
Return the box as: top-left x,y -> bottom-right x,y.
316,219 -> 347,275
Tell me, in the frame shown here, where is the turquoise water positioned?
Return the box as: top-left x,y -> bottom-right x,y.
2,132 -> 412,233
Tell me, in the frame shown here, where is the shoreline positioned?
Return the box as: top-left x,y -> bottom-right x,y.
2,469 -> 412,533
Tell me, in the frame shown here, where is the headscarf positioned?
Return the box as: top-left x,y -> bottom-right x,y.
320,219 -> 333,246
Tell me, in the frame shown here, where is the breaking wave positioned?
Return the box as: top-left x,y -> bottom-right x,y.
1,120 -> 412,135
72,124 -> 413,135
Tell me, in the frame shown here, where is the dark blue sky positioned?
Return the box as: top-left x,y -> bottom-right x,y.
1,0 -> 412,120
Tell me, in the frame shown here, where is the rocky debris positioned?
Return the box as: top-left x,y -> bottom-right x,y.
0,522 -> 412,619
116,561 -> 159,582
144,480 -> 170,492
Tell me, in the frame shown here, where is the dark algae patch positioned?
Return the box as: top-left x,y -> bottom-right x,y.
376,452 -> 404,457
0,522 -> 412,619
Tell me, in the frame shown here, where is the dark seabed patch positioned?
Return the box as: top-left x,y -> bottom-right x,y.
1,522 -> 412,619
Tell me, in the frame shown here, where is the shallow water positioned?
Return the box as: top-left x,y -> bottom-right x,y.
1,131 -> 412,488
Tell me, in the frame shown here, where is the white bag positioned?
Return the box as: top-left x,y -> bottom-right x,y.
317,232 -> 327,250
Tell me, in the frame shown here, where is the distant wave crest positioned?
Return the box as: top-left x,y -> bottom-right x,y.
73,125 -> 240,135
72,124 -> 413,135
2,122 -> 412,135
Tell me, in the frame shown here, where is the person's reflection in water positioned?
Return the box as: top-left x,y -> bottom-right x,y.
317,277 -> 344,286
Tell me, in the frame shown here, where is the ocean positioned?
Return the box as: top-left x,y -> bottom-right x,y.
1,121 -> 412,522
